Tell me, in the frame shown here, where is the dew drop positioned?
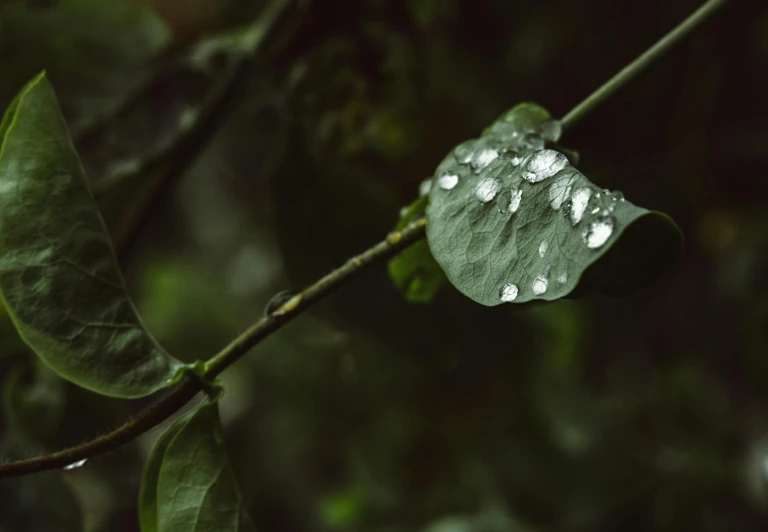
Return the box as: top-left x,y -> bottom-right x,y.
590,207 -> 600,215
63,459 -> 88,471
539,240 -> 549,257
549,173 -> 576,209
475,177 -> 501,203
509,188 -> 522,213
438,172 -> 459,190
497,187 -> 523,214
470,148 -> 499,173
583,216 -> 615,249
419,179 -> 432,197
522,149 -> 568,183
506,150 -> 522,166
499,283 -> 519,302
557,271 -> 568,284
532,275 -> 549,295
568,187 -> 593,225
453,141 -> 475,165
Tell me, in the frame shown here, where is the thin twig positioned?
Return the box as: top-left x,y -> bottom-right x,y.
560,0 -> 729,131
0,218 -> 426,478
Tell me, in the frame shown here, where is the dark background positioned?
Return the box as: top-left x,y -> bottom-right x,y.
1,0 -> 768,530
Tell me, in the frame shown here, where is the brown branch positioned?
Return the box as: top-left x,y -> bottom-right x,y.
0,217 -> 426,478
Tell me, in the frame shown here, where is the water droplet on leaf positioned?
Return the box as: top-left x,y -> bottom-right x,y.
499,283 -> 519,302
583,216 -> 615,249
557,271 -> 568,284
522,149 -> 568,183
532,275 -> 549,295
438,172 -> 459,190
453,141 -> 475,165
471,148 -> 499,173
539,240 -> 549,257
474,177 -> 501,203
568,187 -> 593,225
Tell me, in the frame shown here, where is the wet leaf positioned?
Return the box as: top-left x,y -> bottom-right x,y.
0,73 -> 182,397
389,194 -> 446,303
426,103 -> 681,306
139,401 -> 256,532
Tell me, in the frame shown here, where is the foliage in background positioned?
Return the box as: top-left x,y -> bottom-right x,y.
1,0 -> 768,531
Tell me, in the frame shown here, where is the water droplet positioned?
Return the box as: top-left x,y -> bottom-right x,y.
499,283 -> 519,302
453,141 -> 475,164
475,177 -> 501,203
583,216 -> 615,249
509,188 -> 522,213
419,179 -> 432,197
611,191 -> 624,202
539,119 -> 563,142
63,459 -> 88,471
399,206 -> 408,217
497,187 -> 523,214
522,149 -> 568,183
438,172 -> 459,190
557,271 -> 568,284
539,240 -> 549,257
470,148 -> 499,173
532,275 -> 549,295
590,207 -> 600,215
549,173 -> 576,209
568,187 -> 593,225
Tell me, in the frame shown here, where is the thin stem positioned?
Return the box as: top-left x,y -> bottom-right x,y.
0,218 -> 426,478
560,0 -> 729,131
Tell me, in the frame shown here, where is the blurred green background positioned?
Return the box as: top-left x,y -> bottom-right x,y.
1,0 -> 768,530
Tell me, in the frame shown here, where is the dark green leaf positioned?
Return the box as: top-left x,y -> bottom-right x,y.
0,73 -> 182,397
389,193 -> 446,303
139,401 -> 257,532
139,412 -> 191,532
426,103 -> 681,306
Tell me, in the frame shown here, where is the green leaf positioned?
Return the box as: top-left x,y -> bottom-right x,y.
0,73 -> 182,397
388,193 -> 446,303
139,401 -> 257,532
426,103 -> 681,306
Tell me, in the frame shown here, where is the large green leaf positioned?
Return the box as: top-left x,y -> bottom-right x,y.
0,73 -> 182,397
140,401 -> 257,532
426,103 -> 681,306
